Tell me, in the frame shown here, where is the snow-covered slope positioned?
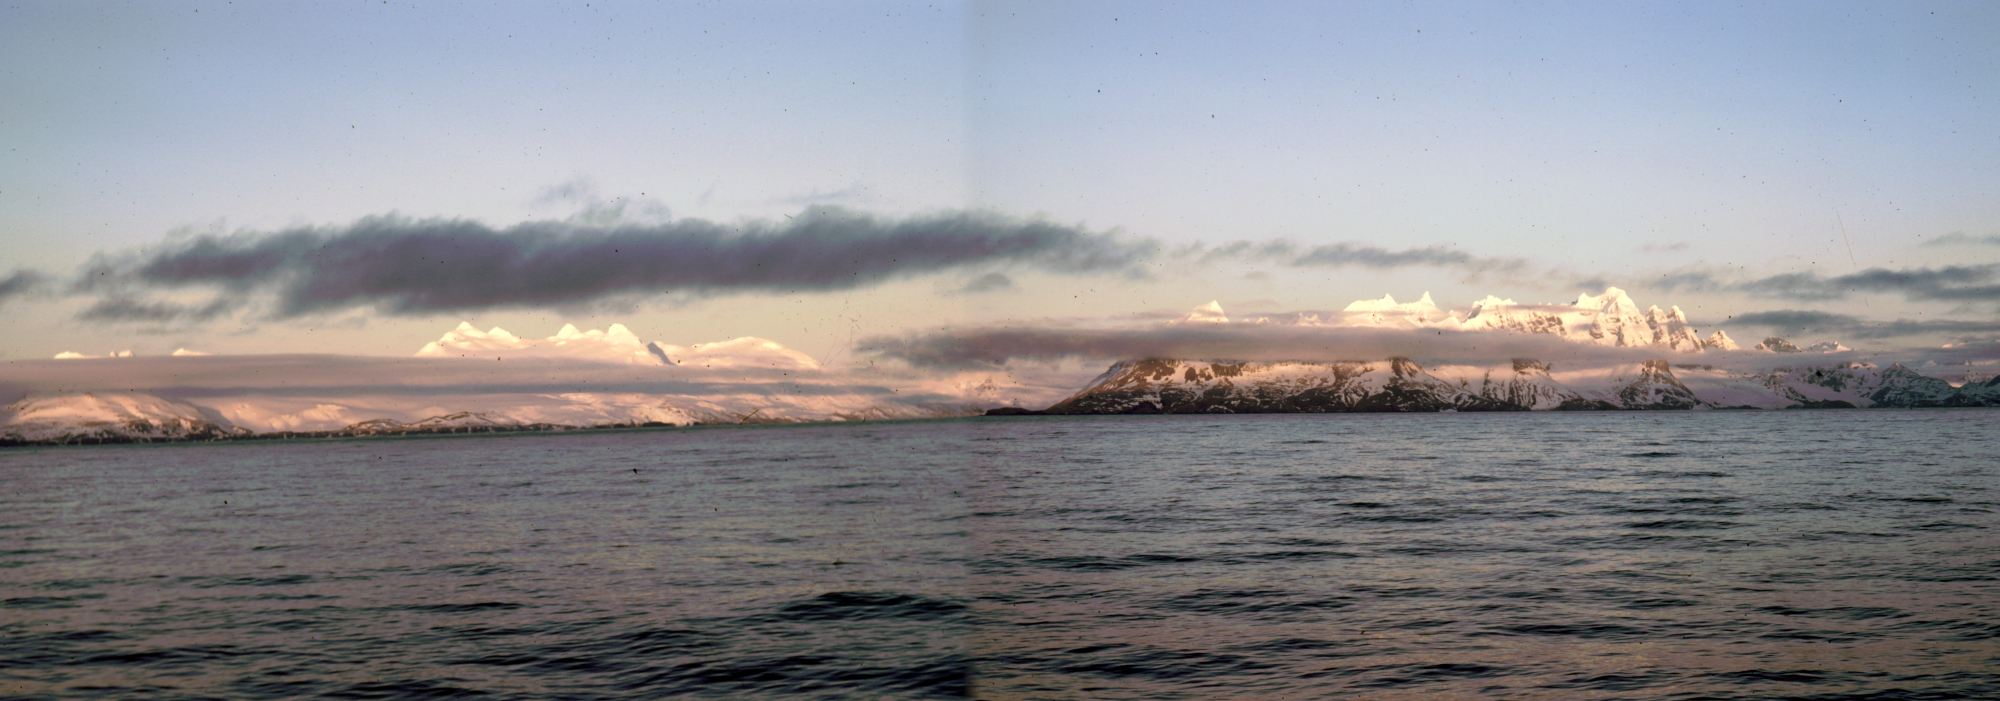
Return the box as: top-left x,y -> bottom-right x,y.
1455,288 -> 1707,351
0,386 -> 978,445
415,321 -> 821,371
1174,300 -> 1230,325
1753,363 -> 1961,408
1182,289 -> 1844,356
417,322 -> 669,364
1040,356 -> 1994,414
1950,375 -> 2000,406
1044,357 -> 1552,414
1340,293 -> 1456,328
0,393 -> 245,444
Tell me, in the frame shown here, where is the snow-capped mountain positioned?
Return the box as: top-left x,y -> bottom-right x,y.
0,321 -> 979,446
1036,356 -> 1997,415
1753,363 -> 1960,408
415,321 -> 821,370
52,350 -> 134,359
417,322 -> 668,364
1341,292 -> 1455,328
0,386 -> 978,445
0,393 -> 245,444
1184,288 -> 1843,356
1174,300 -> 1230,325
1953,375 -> 2000,406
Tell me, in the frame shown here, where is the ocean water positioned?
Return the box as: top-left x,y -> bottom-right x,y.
2,410 -> 1996,699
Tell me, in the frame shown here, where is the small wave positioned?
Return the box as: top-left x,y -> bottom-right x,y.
1539,669 -> 1675,691
1635,469 -> 1730,478
1486,622 -> 1652,639
194,573 -> 314,588
988,553 -> 1202,572
1049,647 -> 1276,680
1712,668 -> 1831,684
324,678 -> 494,699
1352,662 -> 1512,687
398,601 -> 528,613
763,591 -> 967,623
1149,588 -> 1356,616
0,593 -> 104,610
1625,519 -> 1739,530
1906,521 -> 1983,532
1621,596 -> 1701,609
1754,605 -> 1909,621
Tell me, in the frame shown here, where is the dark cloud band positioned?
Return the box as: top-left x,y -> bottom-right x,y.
1656,264 -> 2000,303
1726,309 -> 2000,340
1199,241 -> 1530,275
0,270 -> 49,305
76,296 -> 239,323
86,207 -> 1150,318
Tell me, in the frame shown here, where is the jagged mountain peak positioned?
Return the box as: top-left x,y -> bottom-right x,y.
1576,286 -> 1640,314
1469,295 -> 1519,312
1757,336 -> 1802,353
1344,292 -> 1440,313
1176,300 -> 1229,324
1703,330 -> 1740,351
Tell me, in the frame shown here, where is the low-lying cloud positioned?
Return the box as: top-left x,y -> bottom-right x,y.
0,270 -> 49,306
953,271 -> 1016,295
1923,232 -> 2000,247
82,207 -> 1151,318
1726,309 -> 2000,340
1199,241 -> 1531,276
1656,264 -> 2000,303
859,322 -> 1675,371
858,318 -> 2000,379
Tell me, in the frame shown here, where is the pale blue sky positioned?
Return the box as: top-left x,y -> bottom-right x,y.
2,0 -> 1996,358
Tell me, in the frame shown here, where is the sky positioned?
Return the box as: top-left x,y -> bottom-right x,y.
2,0 -> 1998,364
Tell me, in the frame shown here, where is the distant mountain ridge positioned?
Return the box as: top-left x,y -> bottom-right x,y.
1034,357 -> 2000,415
1212,287 -> 1823,355
0,391 -> 976,446
1011,288 -> 2000,415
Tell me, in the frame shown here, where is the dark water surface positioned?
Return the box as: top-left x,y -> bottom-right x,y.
2,410 -> 1997,699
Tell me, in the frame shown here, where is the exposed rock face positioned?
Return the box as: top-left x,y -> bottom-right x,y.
1046,357 -> 1559,415
1756,363 -> 1962,408
1613,360 -> 1701,410
1756,337 -> 1803,353
1945,376 -> 2000,407
1468,360 -> 1570,411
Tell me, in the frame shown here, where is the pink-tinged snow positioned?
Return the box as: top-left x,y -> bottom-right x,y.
416,321 -> 820,371
1173,300 -> 1230,325
0,393 -> 239,442
1673,367 -> 1796,409
1176,288 -> 1799,355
